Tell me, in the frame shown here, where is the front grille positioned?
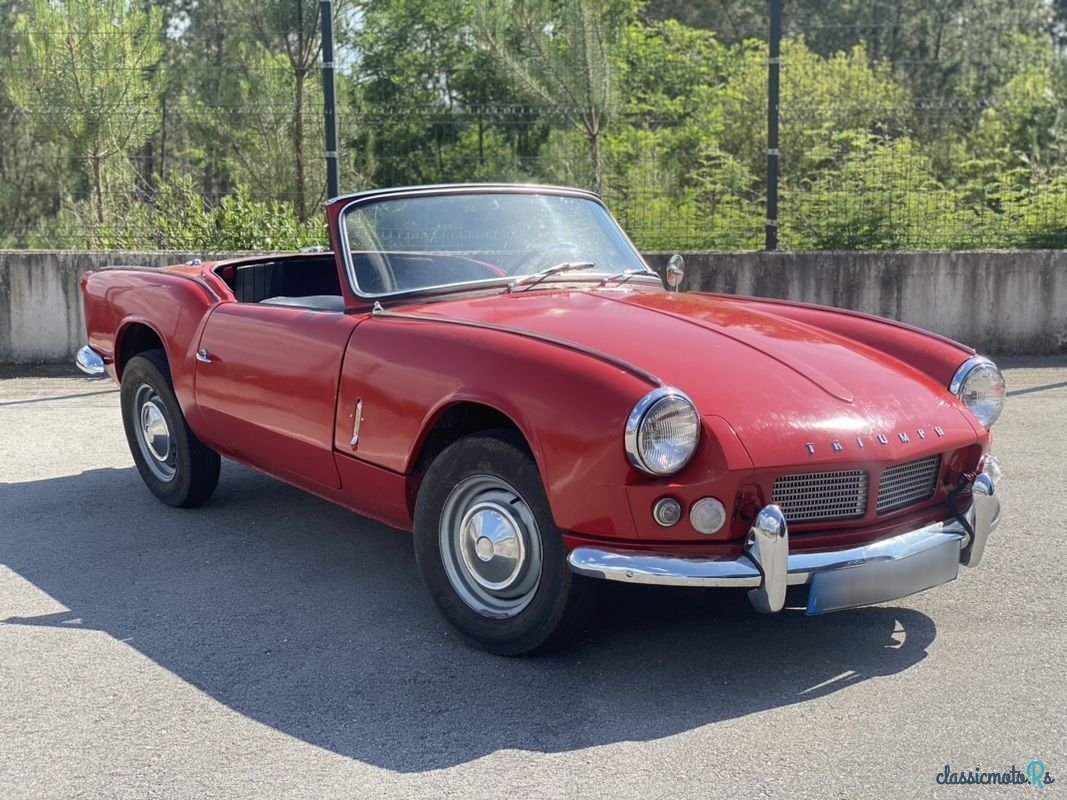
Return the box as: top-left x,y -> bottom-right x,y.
771,469 -> 869,524
877,454 -> 942,514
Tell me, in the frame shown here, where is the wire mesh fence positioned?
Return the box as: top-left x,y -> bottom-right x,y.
776,7 -> 1067,250
0,0 -> 1064,251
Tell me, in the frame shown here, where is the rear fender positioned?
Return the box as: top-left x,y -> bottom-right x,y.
82,268 -> 219,422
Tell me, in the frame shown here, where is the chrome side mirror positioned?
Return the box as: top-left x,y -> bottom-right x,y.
666,253 -> 685,291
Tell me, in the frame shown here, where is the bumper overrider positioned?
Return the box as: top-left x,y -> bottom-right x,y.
568,468 -> 1001,615
76,345 -> 106,375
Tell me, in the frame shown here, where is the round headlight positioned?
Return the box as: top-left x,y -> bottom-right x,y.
950,356 -> 1005,428
625,388 -> 700,476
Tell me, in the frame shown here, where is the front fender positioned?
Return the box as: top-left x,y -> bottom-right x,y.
334,317 -> 656,538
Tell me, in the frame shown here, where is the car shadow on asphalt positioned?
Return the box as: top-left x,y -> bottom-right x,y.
0,463 -> 937,773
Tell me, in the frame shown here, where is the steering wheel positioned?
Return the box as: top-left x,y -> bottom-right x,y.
354,250 -> 397,293
508,242 -> 583,275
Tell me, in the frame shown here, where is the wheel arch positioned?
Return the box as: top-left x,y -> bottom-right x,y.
115,319 -> 170,380
409,399 -> 543,480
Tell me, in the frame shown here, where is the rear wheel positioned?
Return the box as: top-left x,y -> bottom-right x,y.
413,431 -> 596,655
121,349 -> 220,508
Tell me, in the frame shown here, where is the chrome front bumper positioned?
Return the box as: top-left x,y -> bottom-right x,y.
568,472 -> 1000,615
75,345 -> 106,375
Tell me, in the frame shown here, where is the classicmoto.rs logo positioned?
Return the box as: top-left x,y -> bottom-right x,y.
935,761 -> 1055,788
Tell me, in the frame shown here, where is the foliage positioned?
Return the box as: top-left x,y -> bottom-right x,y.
782,135 -> 953,250
1,0 -> 1066,252
97,176 -> 325,251
350,0 -> 530,187
475,0 -> 640,194
721,39 -> 912,182
7,0 -> 167,225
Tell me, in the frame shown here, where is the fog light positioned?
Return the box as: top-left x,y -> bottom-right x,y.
690,497 -> 727,535
652,497 -> 682,527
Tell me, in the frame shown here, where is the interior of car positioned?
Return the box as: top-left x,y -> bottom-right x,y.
214,254 -> 344,311
215,252 -> 507,309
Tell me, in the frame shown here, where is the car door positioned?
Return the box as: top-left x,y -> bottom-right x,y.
193,302 -> 361,489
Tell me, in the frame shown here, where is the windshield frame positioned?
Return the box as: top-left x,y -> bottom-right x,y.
335,184 -> 655,302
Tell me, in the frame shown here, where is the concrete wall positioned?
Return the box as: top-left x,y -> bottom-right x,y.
1,250 -> 1065,363
0,251 -> 234,364
645,251 -> 1067,355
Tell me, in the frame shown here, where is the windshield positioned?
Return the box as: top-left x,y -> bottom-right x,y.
341,190 -> 648,297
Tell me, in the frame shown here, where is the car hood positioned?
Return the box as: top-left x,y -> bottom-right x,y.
402,288 -> 980,468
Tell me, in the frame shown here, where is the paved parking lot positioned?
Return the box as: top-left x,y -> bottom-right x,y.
1,359 -> 1065,799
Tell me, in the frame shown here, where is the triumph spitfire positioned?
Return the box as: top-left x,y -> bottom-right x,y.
77,184 -> 1005,654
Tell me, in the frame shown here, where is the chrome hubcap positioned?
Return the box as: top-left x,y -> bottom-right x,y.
133,384 -> 176,482
440,475 -> 543,618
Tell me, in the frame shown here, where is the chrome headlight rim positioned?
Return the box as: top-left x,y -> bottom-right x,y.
950,355 -> 1005,429
624,387 -> 701,476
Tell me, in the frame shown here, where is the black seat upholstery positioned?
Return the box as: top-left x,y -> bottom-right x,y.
231,257 -> 342,302
259,295 -> 346,312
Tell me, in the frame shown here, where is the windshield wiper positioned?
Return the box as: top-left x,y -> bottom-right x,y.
505,261 -> 597,293
596,269 -> 655,288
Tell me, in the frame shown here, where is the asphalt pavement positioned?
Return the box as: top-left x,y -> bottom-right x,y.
1,359 -> 1065,799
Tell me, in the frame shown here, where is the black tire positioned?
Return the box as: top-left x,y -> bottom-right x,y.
413,430 -> 597,656
120,349 -> 220,508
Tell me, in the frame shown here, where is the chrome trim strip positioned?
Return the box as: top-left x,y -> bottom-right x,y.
350,398 -> 363,448
330,182 -> 603,209
567,548 -> 763,588
568,468 -> 1000,614
75,345 -> 106,375
948,355 -> 1004,429
369,309 -> 661,387
949,355 -> 998,395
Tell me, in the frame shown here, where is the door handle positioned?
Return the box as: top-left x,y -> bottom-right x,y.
196,348 -> 212,364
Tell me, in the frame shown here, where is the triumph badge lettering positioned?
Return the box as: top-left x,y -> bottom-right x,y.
806,427 -> 943,455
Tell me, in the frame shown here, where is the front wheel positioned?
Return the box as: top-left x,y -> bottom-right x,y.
120,349 -> 220,508
413,431 -> 596,655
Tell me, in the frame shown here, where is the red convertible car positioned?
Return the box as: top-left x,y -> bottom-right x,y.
77,184 -> 1005,655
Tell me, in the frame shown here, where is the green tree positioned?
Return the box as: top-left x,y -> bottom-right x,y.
8,0 -> 166,226
476,0 -> 639,194
607,19 -> 760,250
721,39 -> 911,184
352,0 -> 528,187
233,0 -> 353,220
0,0 -> 62,245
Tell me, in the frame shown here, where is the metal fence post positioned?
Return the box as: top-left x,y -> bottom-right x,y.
321,0 -> 340,200
766,0 -> 782,251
